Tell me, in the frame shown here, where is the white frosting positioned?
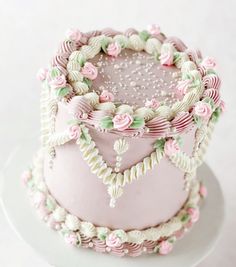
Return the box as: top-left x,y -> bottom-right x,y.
53,207 -> 67,222
65,214 -> 80,231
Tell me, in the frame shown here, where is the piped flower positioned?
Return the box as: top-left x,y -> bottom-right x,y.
145,98 -> 160,109
201,57 -> 216,70
81,62 -> 98,80
199,184 -> 208,198
107,42 -> 122,57
159,43 -> 174,66
64,232 -> 79,246
164,139 -> 180,157
187,207 -> 200,223
66,28 -> 82,43
112,113 -> 133,131
99,90 -> 115,103
105,232 -> 122,248
49,75 -> 67,90
194,101 -> 212,120
68,125 -> 81,140
158,240 -> 173,255
147,24 -> 161,35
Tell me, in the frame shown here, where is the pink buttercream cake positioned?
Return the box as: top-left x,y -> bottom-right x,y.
22,25 -> 223,257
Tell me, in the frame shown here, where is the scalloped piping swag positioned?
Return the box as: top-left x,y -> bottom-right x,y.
38,27 -> 223,207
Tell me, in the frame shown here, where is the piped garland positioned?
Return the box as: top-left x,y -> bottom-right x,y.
22,150 -> 207,257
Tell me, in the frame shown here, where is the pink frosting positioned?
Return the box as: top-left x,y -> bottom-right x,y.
48,216 -> 61,230
50,75 -> 67,90
65,232 -> 78,246
159,241 -> 173,255
112,113 -> 133,131
99,90 -> 114,103
21,170 -> 32,185
107,42 -> 121,57
199,185 -> 208,198
187,207 -> 200,223
66,28 -> 82,43
147,24 -> 161,35
37,205 -> 50,220
160,51 -> 173,66
33,191 -> 46,208
176,79 -> 191,96
36,68 -> 48,81
81,62 -> 98,80
105,233 -> 121,248
201,57 -> 216,69
68,125 -> 81,139
145,98 -> 160,109
220,100 -> 226,112
194,102 -> 212,120
164,139 -> 180,157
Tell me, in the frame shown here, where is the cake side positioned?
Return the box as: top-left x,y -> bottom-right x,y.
43,101 -> 199,229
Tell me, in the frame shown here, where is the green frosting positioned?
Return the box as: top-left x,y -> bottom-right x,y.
139,30 -> 151,42
100,116 -> 114,129
130,117 -> 145,129
193,115 -> 203,128
181,213 -> 190,223
50,67 -> 61,78
202,97 -> 215,110
101,38 -> 110,53
80,127 -> 92,144
211,107 -> 221,122
153,138 -> 166,151
83,78 -> 92,88
56,87 -> 70,97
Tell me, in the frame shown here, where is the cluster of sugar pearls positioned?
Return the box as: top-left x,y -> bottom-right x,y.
91,50 -> 180,109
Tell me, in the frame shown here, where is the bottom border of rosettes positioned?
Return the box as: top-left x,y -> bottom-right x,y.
22,152 -> 206,257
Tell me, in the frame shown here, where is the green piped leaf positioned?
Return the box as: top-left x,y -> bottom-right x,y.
139,30 -> 150,42
56,87 -> 70,97
101,38 -> 109,53
46,196 -> 56,212
193,115 -> 203,128
153,138 -> 166,151
154,51 -> 160,61
100,116 -> 114,129
83,78 -> 92,88
50,67 -> 61,78
181,213 -> 190,223
206,69 -> 217,75
173,52 -> 181,64
202,97 -> 215,110
80,127 -> 92,144
130,117 -> 145,129
77,54 -> 86,67
211,107 -> 221,122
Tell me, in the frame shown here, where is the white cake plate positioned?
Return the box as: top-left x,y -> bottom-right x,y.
0,138 -> 225,267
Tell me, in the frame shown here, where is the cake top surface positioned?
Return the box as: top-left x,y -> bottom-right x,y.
90,50 -> 181,108
37,25 -> 223,138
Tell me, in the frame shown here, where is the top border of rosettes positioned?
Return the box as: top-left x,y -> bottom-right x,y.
37,25 -> 224,138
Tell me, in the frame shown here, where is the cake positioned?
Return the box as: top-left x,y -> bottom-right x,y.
22,25 -> 224,257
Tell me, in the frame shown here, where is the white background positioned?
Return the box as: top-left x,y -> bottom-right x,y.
0,0 -> 235,266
